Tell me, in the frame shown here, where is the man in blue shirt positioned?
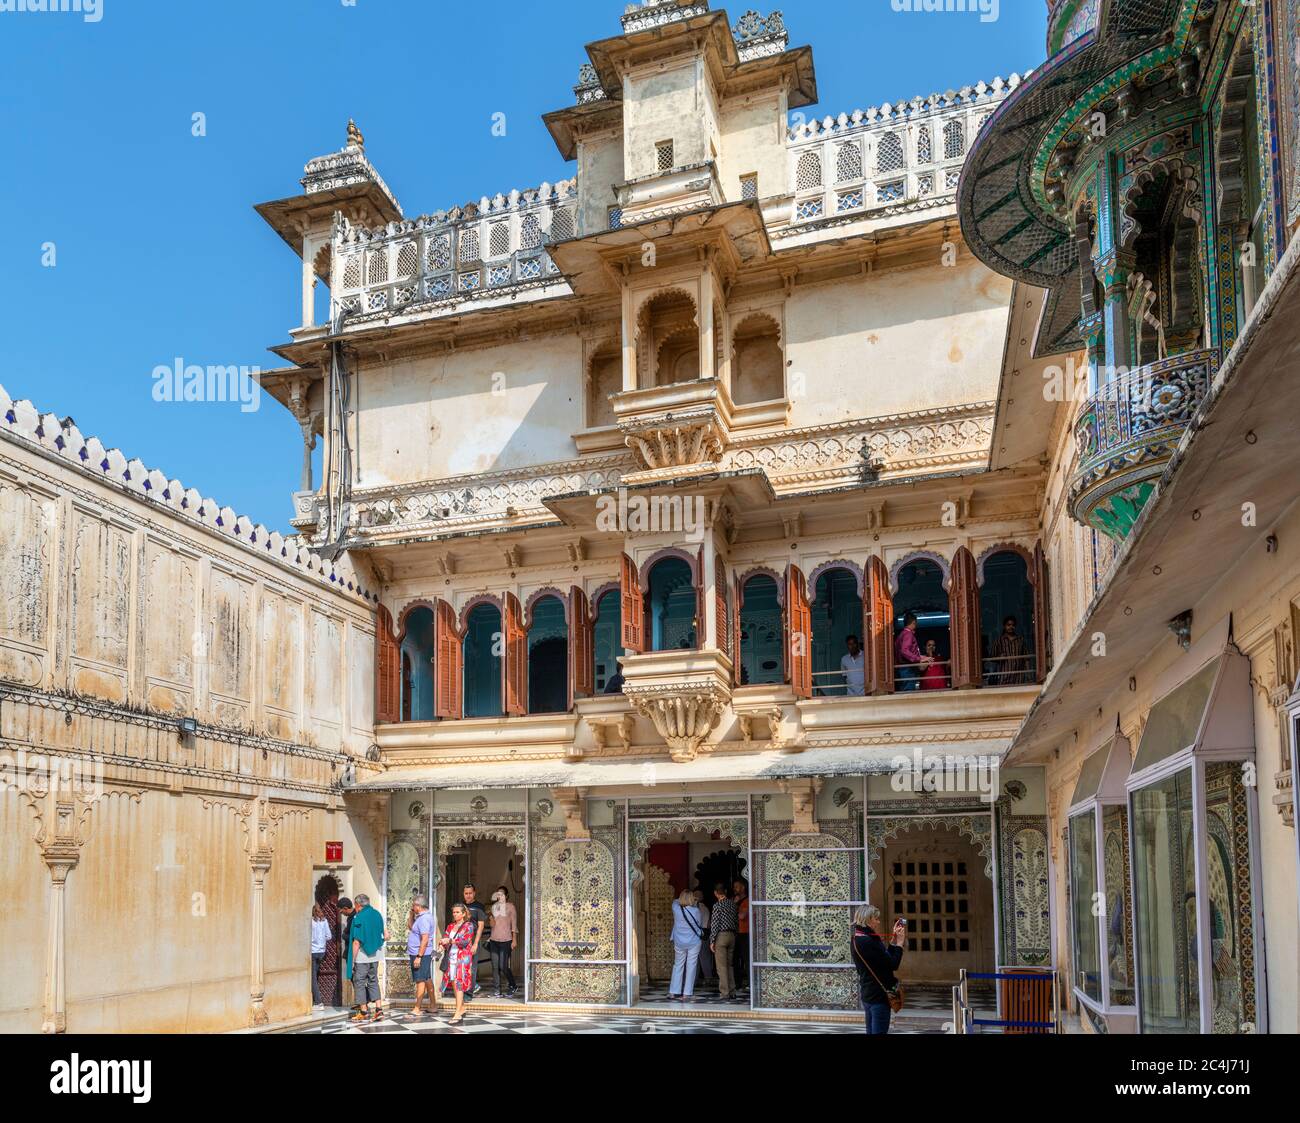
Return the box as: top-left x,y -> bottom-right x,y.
407,894 -> 436,1016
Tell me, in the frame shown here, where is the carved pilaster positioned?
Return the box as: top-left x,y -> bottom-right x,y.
551,787 -> 590,840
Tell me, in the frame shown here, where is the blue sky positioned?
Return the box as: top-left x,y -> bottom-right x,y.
0,0 -> 1045,532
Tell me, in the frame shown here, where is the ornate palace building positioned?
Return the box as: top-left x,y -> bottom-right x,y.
1,0 -> 1296,1034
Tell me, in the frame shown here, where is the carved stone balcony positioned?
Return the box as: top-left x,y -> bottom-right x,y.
614,378 -> 734,482
619,648 -> 733,763
1069,349 -> 1217,539
614,161 -> 724,226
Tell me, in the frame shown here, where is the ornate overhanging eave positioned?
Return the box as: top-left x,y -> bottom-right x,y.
254,179 -> 403,264
958,0 -> 1194,357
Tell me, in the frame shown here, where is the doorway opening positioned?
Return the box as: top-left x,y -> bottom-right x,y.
439,835 -> 526,1002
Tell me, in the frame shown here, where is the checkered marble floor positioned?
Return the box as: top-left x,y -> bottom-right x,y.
299,1004 -> 947,1035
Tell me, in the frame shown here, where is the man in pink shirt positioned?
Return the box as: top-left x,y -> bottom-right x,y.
894,612 -> 931,691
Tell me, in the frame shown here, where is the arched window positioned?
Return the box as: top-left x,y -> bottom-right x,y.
738,574 -> 783,686
836,141 -> 864,183
943,119 -> 966,160
980,550 -> 1036,685
796,150 -> 823,191
636,290 -> 698,388
521,212 -> 542,250
645,556 -> 697,652
592,588 -> 622,693
892,559 -> 950,691
876,133 -> 904,175
399,606 -> 436,721
917,126 -> 932,164
811,567 -> 863,696
731,314 -> 784,404
527,595 -> 568,714
587,340 -> 622,427
463,601 -> 503,717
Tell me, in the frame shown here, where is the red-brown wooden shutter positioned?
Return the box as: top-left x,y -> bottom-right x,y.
504,592 -> 526,716
714,557 -> 728,664
620,553 -> 644,653
948,546 -> 981,690
435,600 -> 463,720
375,605 -> 401,724
866,556 -> 895,695
695,545 -> 705,649
1032,540 -> 1050,683
786,564 -> 811,699
570,585 -> 592,706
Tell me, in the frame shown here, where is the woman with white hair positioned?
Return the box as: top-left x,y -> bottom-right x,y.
667,889 -> 705,1001
852,904 -> 906,1034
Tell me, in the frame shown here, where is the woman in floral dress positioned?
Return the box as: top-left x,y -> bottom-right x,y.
439,903 -> 475,1025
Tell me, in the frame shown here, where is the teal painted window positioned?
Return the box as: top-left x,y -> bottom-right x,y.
646,557 -> 697,652
528,595 -> 568,714
739,574 -> 783,686
892,559 -> 950,689
979,550 -> 1036,685
593,589 -> 621,693
399,606 -> 435,722
463,602 -> 502,718
811,567 -> 861,696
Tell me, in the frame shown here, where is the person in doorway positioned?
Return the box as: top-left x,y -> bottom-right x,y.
709,883 -> 739,1002
348,894 -> 387,1023
668,890 -> 705,1001
840,634 -> 866,696
407,894 -> 436,1017
439,903 -> 476,1025
732,878 -> 750,990
488,886 -> 518,997
461,884 -> 491,999
310,904 -> 330,1009
919,638 -> 949,690
894,612 -> 931,691
337,897 -> 356,1012
989,615 -> 1032,684
603,669 -> 625,694
693,889 -> 714,986
852,905 -> 906,1035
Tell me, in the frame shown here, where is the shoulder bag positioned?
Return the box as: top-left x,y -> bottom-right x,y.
852,933 -> 905,1014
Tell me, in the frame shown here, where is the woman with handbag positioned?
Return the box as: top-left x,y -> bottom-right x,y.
851,904 -> 906,1034
667,890 -> 705,1001
438,903 -> 475,1025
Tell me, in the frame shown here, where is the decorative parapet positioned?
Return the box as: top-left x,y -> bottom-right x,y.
733,9 -> 787,60
574,63 -> 607,105
621,0 -> 710,35
339,401 -> 993,542
331,178 -> 577,322
0,382 -> 370,603
784,73 -> 1024,227
1068,350 -> 1218,539
301,120 -> 401,215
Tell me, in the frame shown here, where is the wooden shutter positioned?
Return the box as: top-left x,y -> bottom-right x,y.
715,557 -> 731,665
733,575 -> 746,687
1032,541 -> 1050,683
620,553 -> 644,653
948,546 -> 981,690
865,555 -> 895,695
570,585 -> 592,705
786,564 -> 811,699
695,546 -> 706,649
434,600 -> 463,720
504,592 -> 526,716
375,606 -> 401,724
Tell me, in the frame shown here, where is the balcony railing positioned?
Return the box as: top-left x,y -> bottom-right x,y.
783,74 -> 1022,231
331,178 -> 577,323
1069,349 -> 1218,539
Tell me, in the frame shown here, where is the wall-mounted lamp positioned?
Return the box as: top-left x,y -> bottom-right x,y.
178,716 -> 198,742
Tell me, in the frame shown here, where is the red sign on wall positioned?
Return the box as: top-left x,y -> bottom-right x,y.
325,841 -> 343,863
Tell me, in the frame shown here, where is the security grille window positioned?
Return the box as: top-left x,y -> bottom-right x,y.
796,150 -> 823,191
427,234 -> 452,271
459,227 -> 480,263
836,141 -> 864,182
656,140 -> 675,171
396,242 -> 418,278
520,213 -> 542,250
366,249 -> 388,285
943,119 -> 966,160
917,126 -> 932,164
875,133 -> 903,175
891,859 -> 971,954
741,174 -> 758,200
550,207 -> 576,241
608,206 -> 623,230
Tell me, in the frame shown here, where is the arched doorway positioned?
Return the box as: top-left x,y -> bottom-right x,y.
629,816 -> 749,1006
526,594 -> 568,713
436,827 -> 527,1002
644,555 -> 697,652
399,605 -> 435,721
737,572 -> 783,686
462,601 -> 502,717
979,549 -> 1036,685
892,557 -> 950,691
811,566 -> 862,695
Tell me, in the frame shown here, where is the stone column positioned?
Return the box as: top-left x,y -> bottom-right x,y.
41,849 -> 78,1034
249,856 -> 271,1027
1098,250 -> 1135,382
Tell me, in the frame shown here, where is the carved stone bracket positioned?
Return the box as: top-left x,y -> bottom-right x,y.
622,412 -> 727,472
779,777 -> 824,833
551,786 -> 590,840
583,713 -> 636,757
736,705 -> 802,754
627,685 -> 728,763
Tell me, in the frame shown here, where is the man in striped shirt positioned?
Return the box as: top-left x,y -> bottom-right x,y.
709,884 -> 740,1002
